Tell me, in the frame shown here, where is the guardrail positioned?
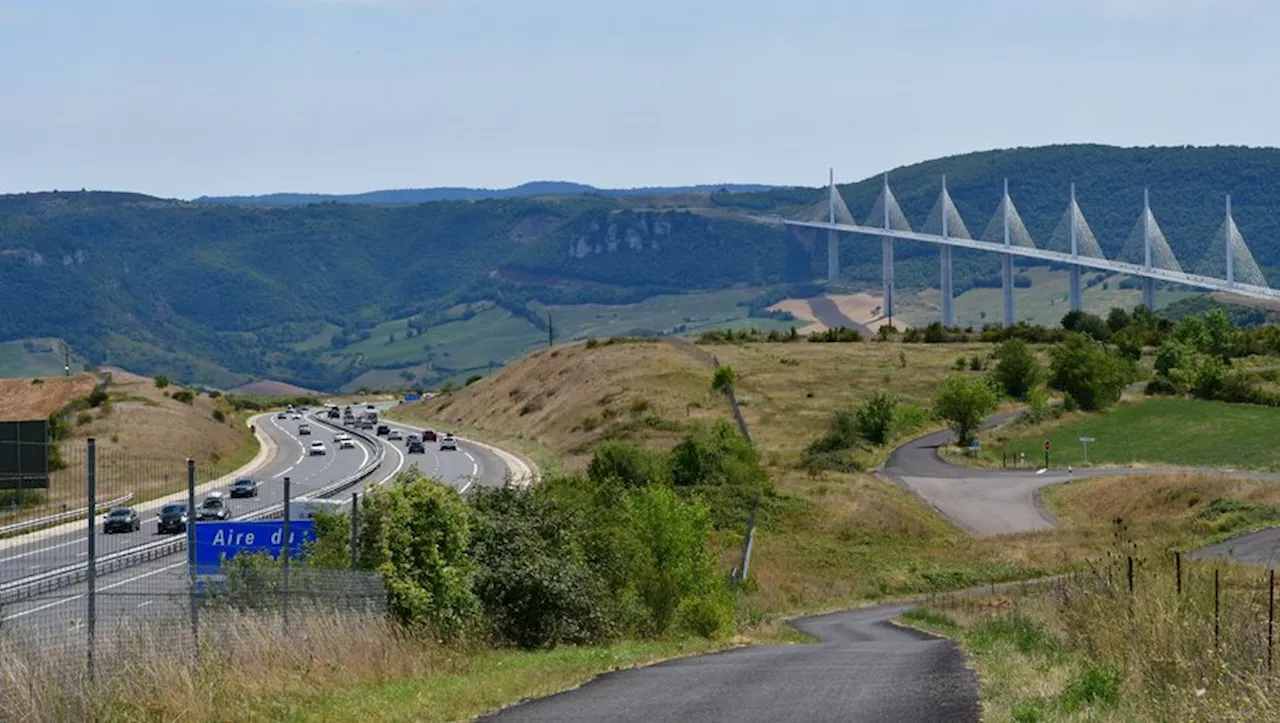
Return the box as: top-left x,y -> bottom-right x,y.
0,412 -> 385,606
0,492 -> 135,538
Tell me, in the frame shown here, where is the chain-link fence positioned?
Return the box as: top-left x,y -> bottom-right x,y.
0,438 -> 386,682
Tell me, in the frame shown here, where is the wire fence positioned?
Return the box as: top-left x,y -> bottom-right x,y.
0,438 -> 386,681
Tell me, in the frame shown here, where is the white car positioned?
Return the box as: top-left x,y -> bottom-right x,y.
387,429 -> 403,441
338,437 -> 356,449
440,434 -> 457,451
308,441 -> 327,456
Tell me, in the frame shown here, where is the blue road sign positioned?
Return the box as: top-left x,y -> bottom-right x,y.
403,392 -> 421,403
193,520 -> 315,575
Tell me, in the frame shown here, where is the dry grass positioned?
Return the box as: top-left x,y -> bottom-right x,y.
0,374 -> 98,421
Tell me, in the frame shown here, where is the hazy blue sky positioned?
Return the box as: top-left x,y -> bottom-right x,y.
3,0 -> 1278,198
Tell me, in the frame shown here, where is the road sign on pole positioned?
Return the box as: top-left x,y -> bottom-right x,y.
1043,439 -> 1051,469
193,520 -> 316,575
1079,436 -> 1095,465
1043,439 -> 1052,451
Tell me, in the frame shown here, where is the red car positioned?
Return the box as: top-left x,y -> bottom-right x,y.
422,429 -> 438,442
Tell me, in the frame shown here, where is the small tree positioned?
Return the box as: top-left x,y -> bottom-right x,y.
154,376 -> 170,389
1048,333 -> 1134,411
711,365 -> 737,393
854,391 -> 898,446
992,338 -> 1044,401
933,375 -> 998,447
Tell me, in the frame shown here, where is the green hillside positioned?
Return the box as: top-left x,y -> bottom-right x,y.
2,145 -> 1279,390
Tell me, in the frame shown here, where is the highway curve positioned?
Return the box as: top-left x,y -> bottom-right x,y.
0,405 -> 516,638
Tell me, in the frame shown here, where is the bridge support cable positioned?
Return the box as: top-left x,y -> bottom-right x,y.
1046,183 -> 1107,312
1116,188 -> 1182,309
827,168 -> 839,283
1069,184 -> 1082,311
864,174 -> 911,323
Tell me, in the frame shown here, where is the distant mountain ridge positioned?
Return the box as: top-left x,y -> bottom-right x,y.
195,181 -> 778,206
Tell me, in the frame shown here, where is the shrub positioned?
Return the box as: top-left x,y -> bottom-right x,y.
208,390 -> 221,398
992,338 -> 1044,400
628,397 -> 651,417
76,411 -> 93,427
1048,333 -> 1135,411
154,376 -> 170,389
933,375 -> 998,446
465,374 -> 483,386
30,378 -> 42,386
171,389 -> 196,404
854,391 -> 898,446
212,409 -> 226,423
587,441 -> 667,488
87,388 -> 109,408
807,410 -> 860,455
585,337 -> 600,349
1061,661 -> 1122,712
357,470 -> 479,638
711,365 -> 737,392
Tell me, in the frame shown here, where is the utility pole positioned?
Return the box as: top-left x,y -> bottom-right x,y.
547,313 -> 554,348
64,341 -> 71,377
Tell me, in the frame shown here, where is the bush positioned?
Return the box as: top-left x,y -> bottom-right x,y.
992,338 -> 1044,400
212,409 -> 226,423
171,389 -> 196,404
933,375 -> 998,446
465,374 -> 483,386
154,376 -> 170,389
854,391 -> 898,446
208,390 -> 221,398
470,487 -> 617,648
711,365 -> 737,392
1048,334 -> 1135,411
75,411 -> 93,427
357,470 -> 479,638
587,441 -> 667,488
87,388 -> 109,408
807,410 -> 861,455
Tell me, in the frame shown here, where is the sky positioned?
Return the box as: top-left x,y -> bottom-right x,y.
3,0 -> 1280,199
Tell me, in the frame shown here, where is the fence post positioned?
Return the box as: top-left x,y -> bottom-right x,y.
282,476 -> 291,633
1176,552 -> 1182,596
350,492 -> 359,572
1127,556 -> 1134,595
1269,569 -> 1274,681
86,438 -> 97,682
186,458 -> 198,654
733,497 -> 759,594
1214,568 -> 1220,652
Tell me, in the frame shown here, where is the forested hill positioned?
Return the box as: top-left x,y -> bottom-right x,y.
3,144 -> 1280,390
197,181 -> 778,206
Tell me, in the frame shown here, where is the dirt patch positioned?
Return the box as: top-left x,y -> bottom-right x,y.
807,297 -> 868,335
768,300 -> 825,333
828,292 -> 899,331
508,212 -> 553,243
0,374 -> 98,421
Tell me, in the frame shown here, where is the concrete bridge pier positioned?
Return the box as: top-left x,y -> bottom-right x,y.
1000,179 -> 1016,327
882,237 -> 895,325
1068,183 -> 1082,312
939,176 -> 954,327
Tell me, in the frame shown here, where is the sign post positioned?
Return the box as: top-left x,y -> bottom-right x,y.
1043,439 -> 1051,469
969,440 -> 981,457
1079,436 -> 1095,465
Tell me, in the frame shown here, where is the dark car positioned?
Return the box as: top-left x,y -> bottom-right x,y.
407,439 -> 425,454
422,429 -> 438,442
103,507 -> 140,534
276,412 -> 288,419
197,493 -> 230,521
376,424 -> 390,436
157,502 -> 189,534
230,477 -> 258,498
327,407 -> 340,419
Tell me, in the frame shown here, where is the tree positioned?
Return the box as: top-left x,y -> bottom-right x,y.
992,338 -> 1043,401
358,470 -> 479,637
1048,333 -> 1134,411
1061,310 -> 1110,341
154,375 -> 170,389
588,441 -> 667,488
854,391 -> 898,446
1105,307 -> 1131,334
932,375 -> 998,447
711,365 -> 737,392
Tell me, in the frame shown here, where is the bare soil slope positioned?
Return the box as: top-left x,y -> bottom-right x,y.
0,374 -> 98,421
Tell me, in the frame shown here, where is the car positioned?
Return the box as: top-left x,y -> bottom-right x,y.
197,492 -> 230,521
157,502 -> 190,534
422,429 -> 438,442
387,429 -> 403,441
338,437 -> 356,449
440,434 -> 457,451
309,441 -> 327,455
405,433 -> 421,446
276,412 -> 288,420
366,403 -> 376,411
103,507 -> 140,534
376,424 -> 390,436
359,420 -> 374,430
407,440 -> 425,454
298,423 -> 312,436
291,413 -> 303,420
230,477 -> 258,498
327,407 -> 340,419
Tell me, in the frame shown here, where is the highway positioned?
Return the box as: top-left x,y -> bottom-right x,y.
0,404 -> 514,640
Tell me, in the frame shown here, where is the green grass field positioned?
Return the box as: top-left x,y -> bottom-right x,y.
899,267 -> 1196,329
988,397 -> 1280,471
0,338 -> 80,379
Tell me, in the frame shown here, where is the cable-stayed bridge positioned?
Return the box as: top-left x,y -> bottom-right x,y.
756,171 -> 1279,327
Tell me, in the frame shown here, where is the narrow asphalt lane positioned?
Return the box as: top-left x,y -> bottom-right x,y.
484,604 -> 979,723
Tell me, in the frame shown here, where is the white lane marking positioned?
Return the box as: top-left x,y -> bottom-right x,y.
1036,469 -> 1047,475
0,537 -> 83,564
459,478 -> 474,494
3,560 -> 185,620
136,600 -> 153,609
465,452 -> 478,477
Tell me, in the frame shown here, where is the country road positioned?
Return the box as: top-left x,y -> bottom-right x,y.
486,408 -> 1280,722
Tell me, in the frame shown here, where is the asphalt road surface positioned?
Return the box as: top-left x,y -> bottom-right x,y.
484,604 -> 979,723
